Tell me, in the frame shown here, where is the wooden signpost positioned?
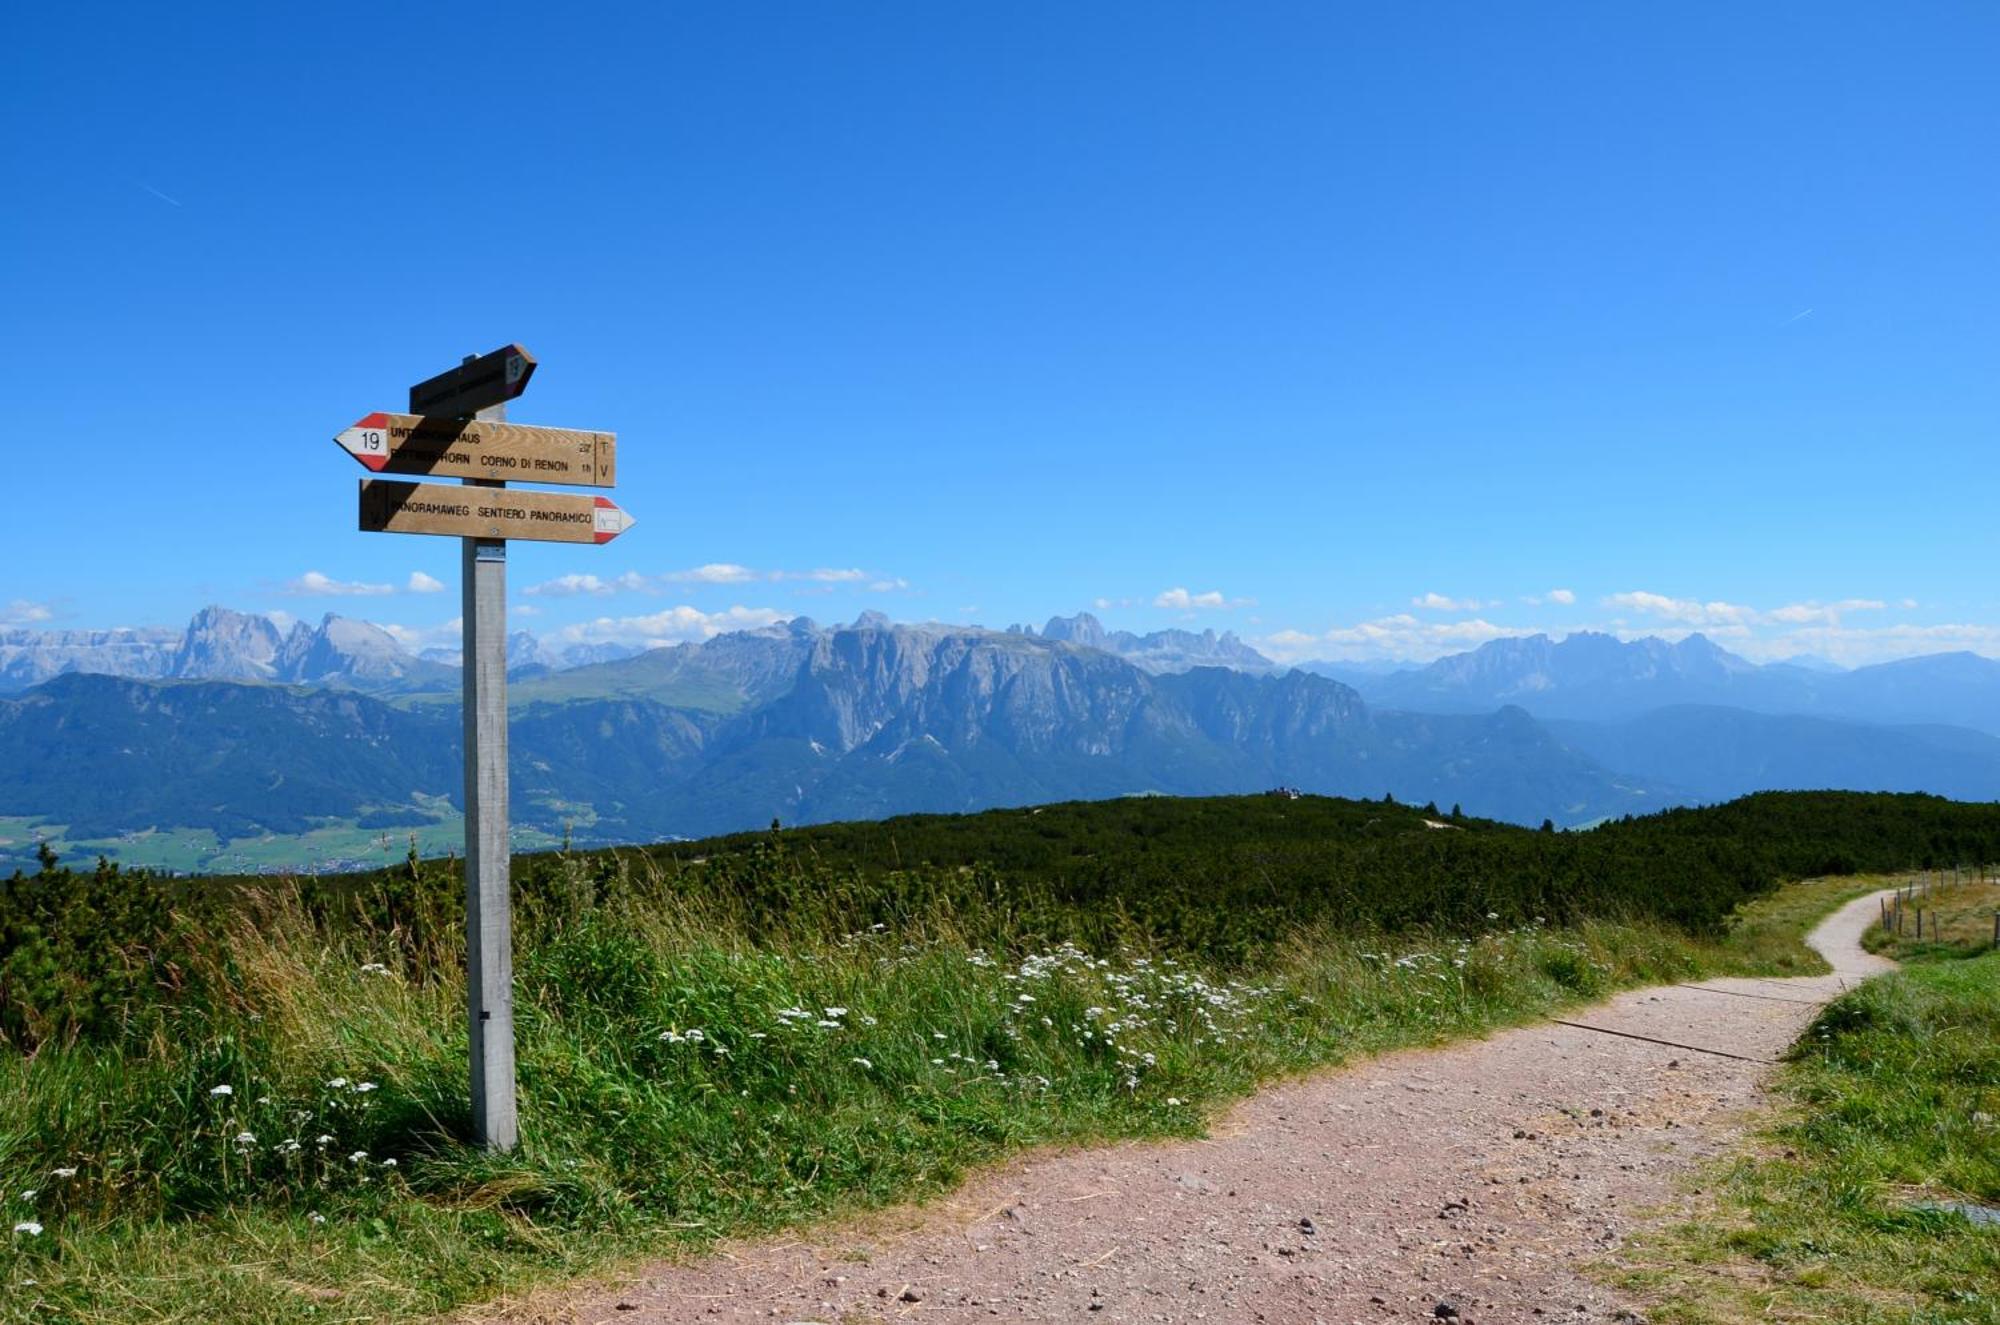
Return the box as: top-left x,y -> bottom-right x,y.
359,479 -> 637,543
337,412 -> 617,487
339,344 -> 635,1152
408,343 -> 537,417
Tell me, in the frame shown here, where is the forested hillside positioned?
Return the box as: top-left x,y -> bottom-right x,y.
9,789 -> 1999,1050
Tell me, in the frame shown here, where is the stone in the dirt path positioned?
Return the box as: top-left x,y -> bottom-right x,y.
1434,1303 -> 1460,1318
1298,1216 -> 1318,1235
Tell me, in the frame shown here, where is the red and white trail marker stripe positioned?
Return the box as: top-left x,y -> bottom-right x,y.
593,496 -> 637,543
336,412 -> 396,471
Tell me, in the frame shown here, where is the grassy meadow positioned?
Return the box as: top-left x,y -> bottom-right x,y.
2,792 -> 1994,1323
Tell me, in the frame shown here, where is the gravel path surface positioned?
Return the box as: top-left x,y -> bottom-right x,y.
517,894 -> 1892,1325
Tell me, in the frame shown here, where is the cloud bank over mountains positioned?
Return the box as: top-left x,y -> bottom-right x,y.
1258,588 -> 1968,668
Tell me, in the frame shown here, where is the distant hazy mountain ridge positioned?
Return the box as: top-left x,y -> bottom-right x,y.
0,615 -> 1664,870
0,606 -> 636,693
11,611 -> 2000,874
1013,613 -> 1279,674
1318,630 -> 2000,736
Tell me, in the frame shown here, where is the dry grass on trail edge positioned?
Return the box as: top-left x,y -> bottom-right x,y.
1865,876 -> 2000,961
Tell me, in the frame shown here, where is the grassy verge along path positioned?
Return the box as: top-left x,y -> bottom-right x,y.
0,872 -> 1880,1325
1622,879 -> 2000,1324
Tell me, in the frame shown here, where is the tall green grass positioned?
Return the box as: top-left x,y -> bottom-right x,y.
0,848 -> 1744,1324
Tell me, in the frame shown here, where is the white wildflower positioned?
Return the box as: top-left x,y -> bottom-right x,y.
347,1151 -> 368,1164
327,1078 -> 348,1090
352,1082 -> 377,1094
823,1006 -> 847,1018
19,1190 -> 37,1203
307,1212 -> 326,1225
380,1158 -> 398,1168
684,1029 -> 705,1042
850,1057 -> 872,1069
233,1132 -> 257,1146
208,1084 -> 233,1097
13,1221 -> 42,1236
50,1168 -> 76,1180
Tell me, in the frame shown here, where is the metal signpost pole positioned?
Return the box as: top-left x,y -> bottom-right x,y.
462,395 -> 518,1153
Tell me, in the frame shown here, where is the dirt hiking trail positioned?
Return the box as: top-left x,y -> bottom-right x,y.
519,892 -> 1893,1325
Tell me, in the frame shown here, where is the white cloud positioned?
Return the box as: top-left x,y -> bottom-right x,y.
378,618 -> 462,651
1602,591 -> 1757,627
1413,592 -> 1481,612
1154,587 -> 1248,612
523,571 -> 650,598
1,599 -> 54,627
565,565 -> 898,593
1732,621 -> 2000,668
1763,599 -> 1886,626
1548,588 -> 1576,605
662,563 -> 760,584
1607,590 -> 1889,630
286,570 -> 395,597
548,605 -> 788,649
1260,614 -> 1517,664
407,571 -> 445,594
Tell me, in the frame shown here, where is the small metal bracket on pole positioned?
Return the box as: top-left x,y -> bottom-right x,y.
463,381 -> 518,1152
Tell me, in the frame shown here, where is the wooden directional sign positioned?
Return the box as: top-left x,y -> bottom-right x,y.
335,412 -> 617,486
359,478 -> 636,544
408,344 -> 537,417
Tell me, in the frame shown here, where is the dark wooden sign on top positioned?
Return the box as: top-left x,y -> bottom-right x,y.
409,344 -> 537,417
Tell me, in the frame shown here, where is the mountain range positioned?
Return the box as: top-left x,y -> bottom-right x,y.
7,608 -> 2000,873
0,606 -> 647,694
0,616 -> 1664,870
1308,631 -> 2000,737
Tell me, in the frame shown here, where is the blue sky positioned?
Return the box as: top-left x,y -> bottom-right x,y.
3,3 -> 1995,666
